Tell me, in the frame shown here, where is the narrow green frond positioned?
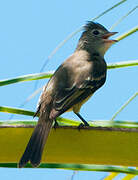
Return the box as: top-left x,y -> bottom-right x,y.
1,105 -> 138,128
110,92 -> 138,121
116,26 -> 138,41
110,6 -> 138,30
0,60 -> 137,86
0,163 -> 138,175
0,106 -> 35,117
0,72 -> 53,86
93,0 -> 127,21
107,60 -> 138,69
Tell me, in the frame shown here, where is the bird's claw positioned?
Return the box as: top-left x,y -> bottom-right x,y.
77,122 -> 89,130
53,120 -> 59,129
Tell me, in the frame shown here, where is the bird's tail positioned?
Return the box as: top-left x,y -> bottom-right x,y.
18,115 -> 53,168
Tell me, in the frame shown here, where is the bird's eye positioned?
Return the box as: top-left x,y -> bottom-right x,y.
93,30 -> 100,35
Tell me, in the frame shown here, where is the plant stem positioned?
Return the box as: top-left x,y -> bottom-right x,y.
107,60 -> 138,69
116,26 -> 138,41
110,92 -> 138,121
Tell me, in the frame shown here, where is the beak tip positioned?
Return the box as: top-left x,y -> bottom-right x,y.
114,39 -> 118,43
102,31 -> 118,42
109,32 -> 118,36
110,32 -> 118,43
112,32 -> 118,35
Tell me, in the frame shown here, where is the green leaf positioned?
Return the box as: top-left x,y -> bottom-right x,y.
0,163 -> 138,175
0,106 -> 35,117
107,60 -> 138,69
1,105 -> 138,128
0,60 -> 138,87
116,26 -> 138,42
0,72 -> 53,86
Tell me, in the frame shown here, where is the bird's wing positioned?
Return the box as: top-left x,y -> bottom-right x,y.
51,72 -> 106,117
36,53 -> 107,119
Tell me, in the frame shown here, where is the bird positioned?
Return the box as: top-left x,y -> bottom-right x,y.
19,21 -> 117,168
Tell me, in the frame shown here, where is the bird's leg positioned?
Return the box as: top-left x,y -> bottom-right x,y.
75,112 -> 89,128
53,119 -> 59,129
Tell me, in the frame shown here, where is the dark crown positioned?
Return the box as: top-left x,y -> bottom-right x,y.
84,21 -> 108,32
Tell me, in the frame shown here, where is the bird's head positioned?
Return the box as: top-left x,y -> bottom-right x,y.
77,21 -> 118,56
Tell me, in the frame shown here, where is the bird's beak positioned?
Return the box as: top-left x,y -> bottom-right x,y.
102,32 -> 118,43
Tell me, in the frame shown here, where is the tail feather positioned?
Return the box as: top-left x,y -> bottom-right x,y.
30,124 -> 44,167
18,118 -> 53,168
30,123 -> 47,167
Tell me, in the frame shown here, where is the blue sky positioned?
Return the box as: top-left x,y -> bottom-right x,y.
0,0 -> 137,179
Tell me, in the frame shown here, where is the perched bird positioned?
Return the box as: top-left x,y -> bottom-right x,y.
19,21 -> 117,168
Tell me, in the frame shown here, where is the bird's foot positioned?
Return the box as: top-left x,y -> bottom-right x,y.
77,122 -> 89,130
53,120 -> 59,129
